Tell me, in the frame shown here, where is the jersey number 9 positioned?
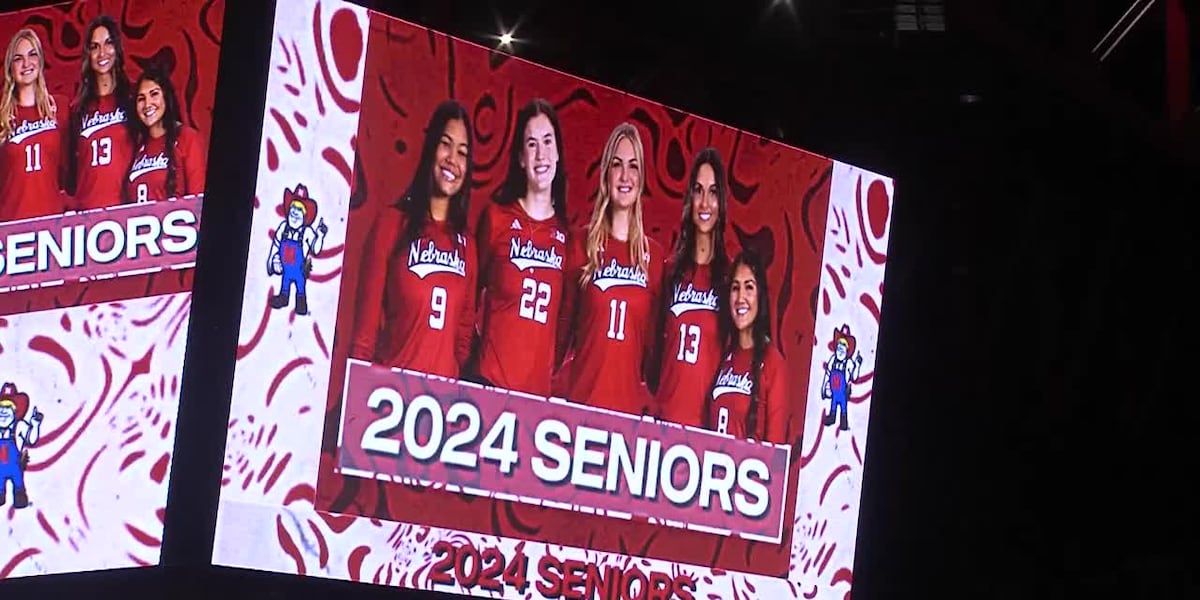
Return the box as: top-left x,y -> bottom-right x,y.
429,286 -> 448,330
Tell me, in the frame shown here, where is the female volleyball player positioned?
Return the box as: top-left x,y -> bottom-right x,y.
706,250 -> 790,444
0,29 -> 66,221
557,122 -> 662,415
126,68 -> 206,202
472,98 -> 569,396
350,100 -> 477,379
651,148 -> 730,427
69,15 -> 135,210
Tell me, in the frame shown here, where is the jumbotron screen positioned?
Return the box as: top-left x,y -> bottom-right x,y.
213,2 -> 894,599
0,0 -> 224,579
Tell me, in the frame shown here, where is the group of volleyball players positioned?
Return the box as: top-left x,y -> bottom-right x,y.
351,99 -> 792,446
0,16 -> 206,223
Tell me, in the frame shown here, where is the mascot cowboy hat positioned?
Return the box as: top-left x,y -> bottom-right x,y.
284,184 -> 319,226
0,383 -> 30,421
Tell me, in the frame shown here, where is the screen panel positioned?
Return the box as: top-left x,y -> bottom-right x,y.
214,1 -> 894,598
0,0 -> 224,579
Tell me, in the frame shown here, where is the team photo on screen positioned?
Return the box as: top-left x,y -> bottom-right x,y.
0,0 -> 224,579
217,1 -> 893,599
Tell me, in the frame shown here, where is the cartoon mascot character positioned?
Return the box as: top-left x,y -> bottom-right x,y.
0,382 -> 42,509
267,183 -> 328,315
821,324 -> 862,431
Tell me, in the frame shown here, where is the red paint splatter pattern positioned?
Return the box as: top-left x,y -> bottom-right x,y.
788,163 -> 893,599
0,294 -> 192,578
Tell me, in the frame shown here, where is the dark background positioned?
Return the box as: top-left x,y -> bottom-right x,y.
2,0 -> 1197,598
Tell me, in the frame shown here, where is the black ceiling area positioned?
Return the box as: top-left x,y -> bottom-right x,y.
1,0 -> 1195,599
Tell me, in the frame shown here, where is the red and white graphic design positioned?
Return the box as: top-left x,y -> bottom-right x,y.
0,294 -> 191,578
213,1 -> 895,599
0,197 -> 202,293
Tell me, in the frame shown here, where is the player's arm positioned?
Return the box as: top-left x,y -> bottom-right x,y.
764,350 -> 792,445
474,206 -> 493,302
640,245 -> 663,387
58,97 -> 72,196
349,209 -> 400,362
470,207 -> 493,352
455,236 -> 479,373
554,236 -> 583,370
645,256 -> 670,396
183,128 -> 208,196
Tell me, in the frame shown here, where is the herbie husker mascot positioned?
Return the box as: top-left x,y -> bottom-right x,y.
821,324 -> 862,431
268,183 -> 328,316
0,383 -> 43,509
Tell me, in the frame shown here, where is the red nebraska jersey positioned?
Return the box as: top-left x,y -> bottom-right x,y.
558,233 -> 662,415
74,94 -> 134,209
708,343 -> 791,443
351,207 -> 476,379
127,126 -> 206,202
476,202 -> 568,397
655,261 -> 723,427
0,96 -> 67,221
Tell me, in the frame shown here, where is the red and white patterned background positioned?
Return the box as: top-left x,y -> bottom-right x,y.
0,294 -> 192,577
213,1 -> 894,599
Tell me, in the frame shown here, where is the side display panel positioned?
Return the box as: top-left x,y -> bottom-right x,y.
0,0 -> 224,579
214,1 -> 894,599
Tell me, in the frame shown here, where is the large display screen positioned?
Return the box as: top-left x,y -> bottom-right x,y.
0,0 -> 224,579
213,1 -> 894,598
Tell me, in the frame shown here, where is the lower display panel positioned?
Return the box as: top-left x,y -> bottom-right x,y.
1,293 -> 191,577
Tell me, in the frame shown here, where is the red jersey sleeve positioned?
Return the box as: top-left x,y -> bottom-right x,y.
641,239 -> 664,382
555,232 -> 585,368
475,206 -> 495,292
351,207 -> 402,361
182,127 -> 207,196
55,95 -> 69,196
455,231 -> 478,370
646,255 -> 673,398
473,206 -> 493,340
763,346 -> 792,445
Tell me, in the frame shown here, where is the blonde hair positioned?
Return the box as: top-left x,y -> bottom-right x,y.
579,123 -> 650,286
0,29 -> 55,144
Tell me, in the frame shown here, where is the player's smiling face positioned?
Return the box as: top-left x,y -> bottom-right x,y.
521,113 -> 558,193
136,80 -> 165,129
0,405 -> 13,428
433,118 -> 468,198
88,26 -> 116,76
608,136 -> 640,210
691,163 -> 719,235
836,340 -> 847,360
10,37 -> 40,88
730,263 -> 759,333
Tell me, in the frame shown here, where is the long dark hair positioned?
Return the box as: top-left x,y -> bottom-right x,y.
492,98 -> 566,226
397,100 -> 473,250
129,68 -> 183,200
69,15 -> 133,194
650,148 -> 730,394
713,249 -> 772,438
